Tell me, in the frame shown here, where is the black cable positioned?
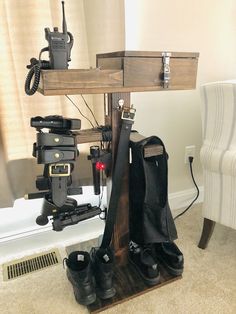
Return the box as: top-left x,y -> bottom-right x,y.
99,172 -> 107,221
25,64 -> 41,95
80,94 -> 100,127
174,157 -> 200,220
98,171 -> 104,208
25,57 -> 50,96
65,95 -> 95,128
97,125 -> 112,151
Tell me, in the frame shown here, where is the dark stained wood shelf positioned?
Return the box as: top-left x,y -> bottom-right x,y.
37,50 -> 199,95
38,83 -> 194,96
97,50 -> 199,91
96,50 -> 199,58
38,68 -> 123,95
75,128 -> 103,144
75,129 -> 164,158
37,50 -> 199,312
88,262 -> 181,313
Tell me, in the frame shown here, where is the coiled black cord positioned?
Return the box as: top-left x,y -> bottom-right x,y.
25,58 -> 50,96
25,63 -> 41,95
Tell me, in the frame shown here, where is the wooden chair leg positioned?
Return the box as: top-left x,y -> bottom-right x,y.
198,218 -> 216,249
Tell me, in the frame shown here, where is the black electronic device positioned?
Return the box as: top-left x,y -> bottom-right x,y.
36,197 -> 101,232
88,146 -> 112,196
25,1 -> 74,95
44,1 -> 73,69
31,115 -> 81,132
89,146 -> 101,195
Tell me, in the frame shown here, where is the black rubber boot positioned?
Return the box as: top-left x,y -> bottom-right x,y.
154,242 -> 184,276
64,251 -> 96,305
129,241 -> 160,286
90,247 -> 116,299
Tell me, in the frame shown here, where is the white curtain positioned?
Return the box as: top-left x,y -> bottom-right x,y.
0,0 -> 125,207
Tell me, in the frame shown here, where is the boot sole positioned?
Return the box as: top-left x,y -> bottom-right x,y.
156,256 -> 183,276
96,286 -> 116,300
74,290 -> 96,306
67,271 -> 96,305
128,257 -> 160,286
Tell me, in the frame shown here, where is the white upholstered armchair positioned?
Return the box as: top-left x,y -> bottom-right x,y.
198,80 -> 236,249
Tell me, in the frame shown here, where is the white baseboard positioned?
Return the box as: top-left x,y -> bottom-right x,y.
169,186 -> 204,213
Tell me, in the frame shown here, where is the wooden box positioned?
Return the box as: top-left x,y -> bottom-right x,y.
97,51 -> 199,91
37,50 -> 199,95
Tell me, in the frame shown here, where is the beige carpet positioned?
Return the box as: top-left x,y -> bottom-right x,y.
0,204 -> 236,314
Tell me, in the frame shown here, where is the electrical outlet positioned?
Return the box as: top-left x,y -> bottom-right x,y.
185,145 -> 195,163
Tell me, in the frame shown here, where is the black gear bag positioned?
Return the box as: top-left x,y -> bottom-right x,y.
129,136 -> 177,244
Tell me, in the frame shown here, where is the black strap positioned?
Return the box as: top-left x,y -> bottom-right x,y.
37,133 -> 75,147
37,148 -> 76,163
51,177 -> 68,207
49,163 -> 72,207
100,108 -> 135,248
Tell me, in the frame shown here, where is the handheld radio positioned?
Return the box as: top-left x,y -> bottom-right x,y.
44,1 -> 73,69
25,1 -> 74,95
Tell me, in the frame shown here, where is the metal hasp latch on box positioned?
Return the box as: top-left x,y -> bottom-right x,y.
96,50 -> 199,91
161,52 -> 171,88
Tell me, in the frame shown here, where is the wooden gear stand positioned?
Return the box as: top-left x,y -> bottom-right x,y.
38,51 -> 199,313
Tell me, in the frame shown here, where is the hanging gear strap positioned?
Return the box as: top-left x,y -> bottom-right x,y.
49,163 -> 71,207
100,106 -> 136,249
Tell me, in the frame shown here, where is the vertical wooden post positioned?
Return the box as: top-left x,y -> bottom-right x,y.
105,92 -> 131,266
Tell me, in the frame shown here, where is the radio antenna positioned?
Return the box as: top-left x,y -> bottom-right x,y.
62,1 -> 67,35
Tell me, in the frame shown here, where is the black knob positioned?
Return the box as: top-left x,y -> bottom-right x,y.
36,215 -> 49,226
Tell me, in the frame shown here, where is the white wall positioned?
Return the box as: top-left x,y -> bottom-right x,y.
83,0 -> 125,66
125,0 -> 236,192
82,0 -> 125,127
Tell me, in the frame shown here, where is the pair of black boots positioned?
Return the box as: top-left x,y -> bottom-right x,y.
64,247 -> 116,305
129,241 -> 184,286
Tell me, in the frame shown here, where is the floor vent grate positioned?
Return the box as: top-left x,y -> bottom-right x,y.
2,249 -> 62,281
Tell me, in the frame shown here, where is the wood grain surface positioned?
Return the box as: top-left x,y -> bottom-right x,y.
38,51 -> 199,95
97,50 -> 199,58
88,262 -> 181,313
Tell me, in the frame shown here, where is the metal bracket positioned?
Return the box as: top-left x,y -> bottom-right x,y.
121,105 -> 136,122
104,93 -> 109,116
162,52 -> 171,88
118,99 -> 125,110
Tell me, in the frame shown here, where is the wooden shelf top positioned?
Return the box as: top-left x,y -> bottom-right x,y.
75,129 -> 163,158
37,50 -> 199,96
97,50 -> 199,59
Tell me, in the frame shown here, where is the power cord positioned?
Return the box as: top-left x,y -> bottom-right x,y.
174,156 -> 200,220
80,94 -> 99,127
65,94 -> 101,129
65,95 -> 95,128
